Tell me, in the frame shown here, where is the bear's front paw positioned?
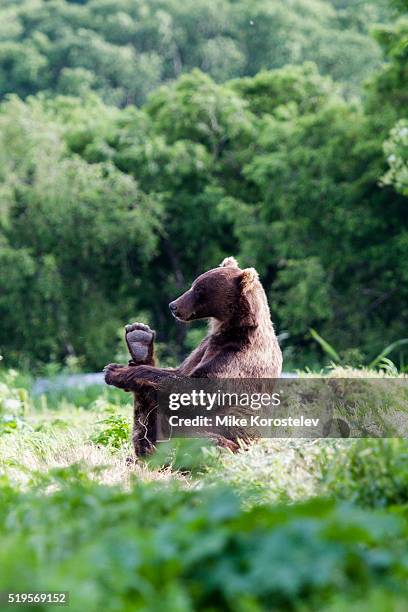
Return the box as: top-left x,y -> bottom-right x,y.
103,363 -> 123,386
125,322 -> 155,364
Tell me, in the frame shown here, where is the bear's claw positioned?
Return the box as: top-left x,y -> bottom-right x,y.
104,363 -> 122,385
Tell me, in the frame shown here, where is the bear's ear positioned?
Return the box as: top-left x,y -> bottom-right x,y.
220,256 -> 239,269
240,267 -> 259,292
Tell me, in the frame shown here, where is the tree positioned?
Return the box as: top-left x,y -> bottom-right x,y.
0,97 -> 162,368
0,0 -> 392,105
0,2 -> 406,370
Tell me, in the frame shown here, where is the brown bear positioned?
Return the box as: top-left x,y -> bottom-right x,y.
104,257 -> 282,455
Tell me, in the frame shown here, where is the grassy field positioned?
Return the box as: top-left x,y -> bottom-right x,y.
1,368 -> 408,611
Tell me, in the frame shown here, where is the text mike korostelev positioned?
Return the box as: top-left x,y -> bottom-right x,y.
167,391 -> 320,428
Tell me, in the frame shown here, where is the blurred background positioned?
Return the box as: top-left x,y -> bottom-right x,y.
0,0 -> 406,374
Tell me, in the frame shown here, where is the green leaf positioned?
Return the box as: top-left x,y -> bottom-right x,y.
310,329 -> 341,363
368,339 -> 408,369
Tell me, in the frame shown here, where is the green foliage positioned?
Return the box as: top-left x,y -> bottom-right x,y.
92,412 -> 130,449
2,374 -> 408,609
0,96 -> 162,368
365,16 -> 408,126
322,439 -> 408,508
0,2 -> 406,370
391,0 -> 408,11
205,439 -> 332,507
146,438 -> 219,474
0,369 -> 29,434
230,62 -> 335,117
310,330 -> 408,370
0,0 -> 389,105
38,383 -> 129,412
310,329 -> 341,363
1,466 -> 408,611
273,259 -> 333,336
369,339 -> 408,369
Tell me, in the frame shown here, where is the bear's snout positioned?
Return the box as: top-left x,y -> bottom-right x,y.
169,301 -> 178,316
169,291 -> 195,321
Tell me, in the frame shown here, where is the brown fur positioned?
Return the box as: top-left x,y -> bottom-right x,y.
104,257 -> 282,456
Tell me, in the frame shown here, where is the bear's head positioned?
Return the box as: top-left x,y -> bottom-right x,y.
169,257 -> 265,327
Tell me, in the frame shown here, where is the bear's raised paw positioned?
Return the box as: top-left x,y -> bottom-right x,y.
125,322 -> 155,364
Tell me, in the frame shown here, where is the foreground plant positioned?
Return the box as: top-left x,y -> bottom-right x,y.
1,465 -> 408,612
